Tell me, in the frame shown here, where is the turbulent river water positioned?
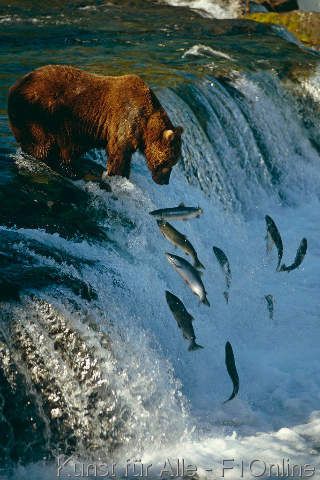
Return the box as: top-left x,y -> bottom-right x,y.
1,1 -> 320,479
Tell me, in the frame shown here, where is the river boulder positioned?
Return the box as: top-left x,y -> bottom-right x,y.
244,11 -> 320,48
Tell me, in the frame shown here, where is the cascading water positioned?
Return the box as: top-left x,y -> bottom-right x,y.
0,1 -> 320,479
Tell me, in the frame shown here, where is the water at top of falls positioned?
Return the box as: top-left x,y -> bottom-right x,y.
159,0 -> 243,19
299,0 -> 320,12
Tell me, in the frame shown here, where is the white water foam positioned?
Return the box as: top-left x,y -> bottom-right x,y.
159,0 -> 242,19
299,63 -> 320,103
182,44 -> 235,61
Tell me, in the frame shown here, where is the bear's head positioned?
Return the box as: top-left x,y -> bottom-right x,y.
145,125 -> 183,185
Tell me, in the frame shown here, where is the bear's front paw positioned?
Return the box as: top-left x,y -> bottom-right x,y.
60,163 -> 79,179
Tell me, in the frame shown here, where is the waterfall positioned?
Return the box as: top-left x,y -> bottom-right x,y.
1,67 -> 320,478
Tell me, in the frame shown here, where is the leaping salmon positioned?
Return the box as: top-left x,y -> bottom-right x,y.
150,203 -> 203,221
212,246 -> 231,303
280,238 -> 307,272
265,294 -> 274,320
166,253 -> 210,306
224,341 -> 239,403
157,220 -> 205,270
165,291 -> 204,351
265,215 -> 284,271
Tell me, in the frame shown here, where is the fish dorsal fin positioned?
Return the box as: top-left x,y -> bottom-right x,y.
179,202 -> 185,207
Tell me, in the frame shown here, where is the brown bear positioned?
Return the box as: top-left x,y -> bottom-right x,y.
7,65 -> 183,185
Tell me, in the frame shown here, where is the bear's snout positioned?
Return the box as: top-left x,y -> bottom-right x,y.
153,168 -> 171,185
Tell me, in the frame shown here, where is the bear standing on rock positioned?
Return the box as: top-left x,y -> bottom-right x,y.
8,65 -> 183,185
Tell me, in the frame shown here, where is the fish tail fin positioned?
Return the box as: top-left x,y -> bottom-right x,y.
188,339 -> 204,351
223,291 -> 229,304
194,259 -> 205,270
202,297 -> 210,307
223,387 -> 238,404
223,392 -> 235,404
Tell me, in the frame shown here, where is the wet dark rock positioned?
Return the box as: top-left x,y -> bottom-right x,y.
0,158 -> 109,241
250,0 -> 299,12
0,332 -> 49,465
0,297 -> 126,464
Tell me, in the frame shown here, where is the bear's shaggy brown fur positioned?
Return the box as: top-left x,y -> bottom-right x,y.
8,65 -> 183,184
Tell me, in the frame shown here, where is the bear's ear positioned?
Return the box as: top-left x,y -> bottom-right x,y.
175,126 -> 184,135
163,129 -> 175,142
